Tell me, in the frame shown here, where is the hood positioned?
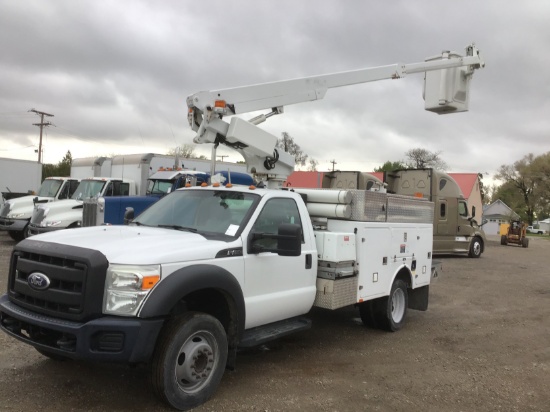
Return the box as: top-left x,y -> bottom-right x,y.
30,225 -> 233,264
3,196 -> 54,216
39,199 -> 82,213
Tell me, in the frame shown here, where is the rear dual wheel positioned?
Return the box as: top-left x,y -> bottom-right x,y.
359,279 -> 408,332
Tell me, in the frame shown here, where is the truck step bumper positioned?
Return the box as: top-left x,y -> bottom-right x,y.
239,317 -> 311,348
0,294 -> 164,363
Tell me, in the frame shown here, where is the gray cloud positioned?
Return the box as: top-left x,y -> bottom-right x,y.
1,0 -> 549,181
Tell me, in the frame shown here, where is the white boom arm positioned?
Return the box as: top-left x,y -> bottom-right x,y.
187,44 -> 484,185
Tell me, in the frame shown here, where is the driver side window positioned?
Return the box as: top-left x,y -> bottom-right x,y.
251,198 -> 303,249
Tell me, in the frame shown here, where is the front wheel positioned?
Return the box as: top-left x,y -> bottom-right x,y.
151,312 -> 228,411
522,237 -> 529,248
376,279 -> 408,332
468,237 -> 482,258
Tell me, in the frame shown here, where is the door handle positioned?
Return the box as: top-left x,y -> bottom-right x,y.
305,254 -> 312,269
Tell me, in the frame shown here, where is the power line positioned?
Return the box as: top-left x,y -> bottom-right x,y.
29,108 -> 54,163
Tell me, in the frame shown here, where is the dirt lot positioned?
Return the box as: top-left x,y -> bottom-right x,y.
0,231 -> 549,412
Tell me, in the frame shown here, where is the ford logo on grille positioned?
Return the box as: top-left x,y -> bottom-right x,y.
28,272 -> 51,291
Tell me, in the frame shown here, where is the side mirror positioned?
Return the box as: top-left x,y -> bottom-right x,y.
124,207 -> 135,225
471,206 -> 476,218
276,223 -> 302,256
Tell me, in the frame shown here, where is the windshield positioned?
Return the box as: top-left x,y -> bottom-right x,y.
146,179 -> 174,196
37,179 -> 63,197
71,180 -> 106,200
134,189 -> 260,238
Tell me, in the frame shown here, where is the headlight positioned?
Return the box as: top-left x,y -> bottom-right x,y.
103,264 -> 161,316
9,213 -> 26,219
43,220 -> 62,227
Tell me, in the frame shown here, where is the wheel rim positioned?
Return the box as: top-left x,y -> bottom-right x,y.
391,288 -> 406,323
174,330 -> 219,394
473,241 -> 481,256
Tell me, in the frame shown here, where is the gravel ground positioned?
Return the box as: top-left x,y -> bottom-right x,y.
0,231 -> 549,411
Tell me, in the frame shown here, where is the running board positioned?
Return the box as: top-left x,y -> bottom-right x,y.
239,317 -> 311,348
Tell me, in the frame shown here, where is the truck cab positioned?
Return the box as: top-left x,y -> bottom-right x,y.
0,177 -> 80,241
28,177 -> 135,235
385,168 -> 486,257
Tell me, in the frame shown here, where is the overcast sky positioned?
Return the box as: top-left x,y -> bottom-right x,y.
1,0 -> 549,184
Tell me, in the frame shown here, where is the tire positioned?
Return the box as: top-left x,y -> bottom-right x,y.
23,224 -> 31,239
500,235 -> 507,245
522,237 -> 529,248
376,279 -> 408,332
151,312 -> 228,411
468,237 -> 482,258
358,300 -> 378,329
36,348 -> 68,361
8,230 -> 24,242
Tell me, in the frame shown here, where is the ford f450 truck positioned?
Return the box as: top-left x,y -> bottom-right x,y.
0,44 -> 483,410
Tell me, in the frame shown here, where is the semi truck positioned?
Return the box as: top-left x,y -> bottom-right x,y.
285,170 -> 384,191
83,170 -> 254,227
0,177 -> 81,240
384,168 -> 487,257
27,177 -> 136,235
0,156 -> 111,241
26,154 -> 176,235
0,44 -> 484,410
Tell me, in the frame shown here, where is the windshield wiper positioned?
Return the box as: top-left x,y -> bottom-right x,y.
157,224 -> 198,233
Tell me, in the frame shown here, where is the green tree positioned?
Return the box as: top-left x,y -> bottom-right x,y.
494,153 -> 549,225
58,150 -> 72,176
405,148 -> 448,170
492,180 -> 528,221
41,150 -> 72,179
374,160 -> 406,172
276,132 -> 308,167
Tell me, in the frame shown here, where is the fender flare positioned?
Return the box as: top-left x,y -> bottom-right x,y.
139,264 -> 245,337
389,264 -> 413,292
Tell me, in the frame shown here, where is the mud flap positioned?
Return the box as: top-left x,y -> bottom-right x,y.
408,285 -> 429,311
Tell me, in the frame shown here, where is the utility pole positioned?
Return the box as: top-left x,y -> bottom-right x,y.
330,159 -> 337,171
29,108 -> 54,163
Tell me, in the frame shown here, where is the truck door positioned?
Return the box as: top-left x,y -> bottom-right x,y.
434,198 -> 459,253
456,199 -> 475,239
243,197 -> 317,329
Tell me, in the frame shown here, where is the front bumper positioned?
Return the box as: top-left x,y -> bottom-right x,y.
27,224 -> 65,236
0,218 -> 29,232
0,294 -> 164,363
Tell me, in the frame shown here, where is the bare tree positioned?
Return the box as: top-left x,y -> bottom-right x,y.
307,158 -> 319,171
276,132 -> 308,167
168,144 -> 197,158
405,148 -> 448,170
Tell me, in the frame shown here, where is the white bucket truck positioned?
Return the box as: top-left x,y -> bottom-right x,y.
0,44 -> 483,410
